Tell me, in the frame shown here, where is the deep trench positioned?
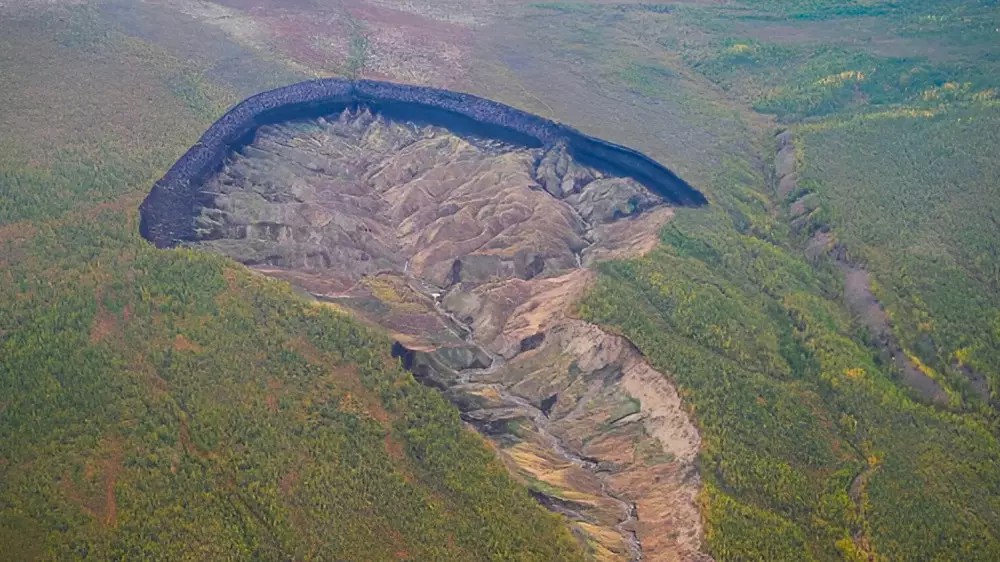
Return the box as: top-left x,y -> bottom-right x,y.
392,282 -> 645,562
382,165 -> 647,559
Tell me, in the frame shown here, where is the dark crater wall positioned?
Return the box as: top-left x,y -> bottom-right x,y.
139,78 -> 706,248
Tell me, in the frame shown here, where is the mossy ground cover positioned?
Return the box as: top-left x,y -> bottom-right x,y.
0,6 -> 582,560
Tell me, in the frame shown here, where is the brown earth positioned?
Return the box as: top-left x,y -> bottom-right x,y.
89,300 -> 116,344
58,437 -> 124,529
186,107 -> 709,561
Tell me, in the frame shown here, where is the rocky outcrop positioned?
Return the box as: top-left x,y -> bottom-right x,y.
139,78 -> 705,249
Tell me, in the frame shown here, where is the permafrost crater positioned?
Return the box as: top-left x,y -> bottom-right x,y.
140,79 -> 711,562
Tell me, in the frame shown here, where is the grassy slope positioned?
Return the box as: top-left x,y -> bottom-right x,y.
0,6 -> 582,561
508,1 -> 1000,560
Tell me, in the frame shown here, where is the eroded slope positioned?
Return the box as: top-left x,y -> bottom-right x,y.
189,108 -> 708,561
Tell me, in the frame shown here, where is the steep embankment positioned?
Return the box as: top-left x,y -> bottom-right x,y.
139,83 -> 709,561
139,77 -> 705,249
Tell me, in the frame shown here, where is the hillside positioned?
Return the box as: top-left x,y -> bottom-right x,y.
2,1 -> 999,561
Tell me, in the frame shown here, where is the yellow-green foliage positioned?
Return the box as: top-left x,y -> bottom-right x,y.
0,216 -> 582,560
579,151 -> 1000,559
669,0 -> 1000,411
638,5 -> 1000,556
796,105 -> 1000,404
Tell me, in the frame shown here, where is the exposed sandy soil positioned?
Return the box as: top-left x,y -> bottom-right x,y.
458,271 -> 708,560
188,108 -> 709,561
1,3 -> 714,554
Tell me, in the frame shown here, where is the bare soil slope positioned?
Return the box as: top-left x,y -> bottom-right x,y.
189,107 -> 708,561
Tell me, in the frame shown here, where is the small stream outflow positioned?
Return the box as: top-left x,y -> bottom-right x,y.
387,206 -> 647,560
381,161 -> 649,558
418,286 -> 644,562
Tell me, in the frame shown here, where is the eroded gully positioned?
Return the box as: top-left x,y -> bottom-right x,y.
405,210 -> 645,561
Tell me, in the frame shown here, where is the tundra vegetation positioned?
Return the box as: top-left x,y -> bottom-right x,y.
2,0 -> 999,561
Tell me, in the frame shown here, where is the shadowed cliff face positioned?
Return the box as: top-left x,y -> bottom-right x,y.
143,106 -> 708,561
139,78 -> 705,250
193,108 -> 662,290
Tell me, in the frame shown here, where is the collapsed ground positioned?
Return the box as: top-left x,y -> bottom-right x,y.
3,1 -> 999,561
183,107 -> 707,561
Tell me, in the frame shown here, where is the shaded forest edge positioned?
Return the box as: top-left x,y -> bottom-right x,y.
138,78 -> 706,248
